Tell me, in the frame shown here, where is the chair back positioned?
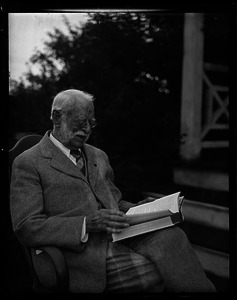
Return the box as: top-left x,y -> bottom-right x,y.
8,134 -> 69,293
9,135 -> 43,289
9,134 -> 42,181
9,134 -> 42,167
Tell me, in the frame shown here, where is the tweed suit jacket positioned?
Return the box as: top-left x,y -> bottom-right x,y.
10,131 -> 134,292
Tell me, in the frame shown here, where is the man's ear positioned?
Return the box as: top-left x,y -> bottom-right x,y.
52,110 -> 62,127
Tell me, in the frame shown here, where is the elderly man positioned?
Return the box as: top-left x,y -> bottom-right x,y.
10,89 -> 216,293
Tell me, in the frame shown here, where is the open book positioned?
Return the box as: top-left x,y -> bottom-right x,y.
112,192 -> 184,242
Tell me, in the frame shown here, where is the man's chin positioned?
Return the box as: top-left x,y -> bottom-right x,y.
72,136 -> 88,148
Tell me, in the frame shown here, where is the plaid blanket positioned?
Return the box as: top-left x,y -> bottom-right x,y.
105,241 -> 164,293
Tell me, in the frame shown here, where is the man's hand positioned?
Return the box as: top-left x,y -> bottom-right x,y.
86,209 -> 130,234
136,197 -> 156,206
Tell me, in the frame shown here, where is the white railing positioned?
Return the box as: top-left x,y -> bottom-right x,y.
201,63 -> 229,148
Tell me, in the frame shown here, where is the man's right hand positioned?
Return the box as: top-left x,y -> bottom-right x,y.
86,209 -> 130,234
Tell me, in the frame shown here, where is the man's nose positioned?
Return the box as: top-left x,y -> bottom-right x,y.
81,122 -> 91,133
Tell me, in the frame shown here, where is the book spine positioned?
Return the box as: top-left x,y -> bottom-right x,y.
170,212 -> 184,224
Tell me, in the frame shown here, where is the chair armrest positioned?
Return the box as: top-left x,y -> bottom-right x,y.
36,246 -> 69,292
26,246 -> 69,293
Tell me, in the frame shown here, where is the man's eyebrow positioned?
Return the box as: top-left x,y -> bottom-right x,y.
72,116 -> 89,122
72,114 -> 85,119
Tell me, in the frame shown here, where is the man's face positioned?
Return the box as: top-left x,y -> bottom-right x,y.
59,101 -> 95,150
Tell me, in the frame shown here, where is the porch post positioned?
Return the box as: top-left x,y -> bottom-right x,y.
180,13 -> 204,160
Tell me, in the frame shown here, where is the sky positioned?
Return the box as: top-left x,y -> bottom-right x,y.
9,13 -> 89,82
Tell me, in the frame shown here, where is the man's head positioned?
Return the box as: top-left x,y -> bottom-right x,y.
51,89 -> 96,150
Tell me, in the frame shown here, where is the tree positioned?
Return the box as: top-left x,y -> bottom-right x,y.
10,12 -> 184,198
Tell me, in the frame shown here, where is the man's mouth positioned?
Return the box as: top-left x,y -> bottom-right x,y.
75,135 -> 87,141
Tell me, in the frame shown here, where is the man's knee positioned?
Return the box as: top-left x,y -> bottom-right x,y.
145,226 -> 190,253
162,226 -> 188,242
125,226 -> 190,256
153,225 -> 187,241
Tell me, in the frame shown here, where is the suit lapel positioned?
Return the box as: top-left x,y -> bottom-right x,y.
82,144 -> 99,186
83,144 -> 118,209
39,132 -> 118,209
40,131 -> 87,181
51,151 -> 86,180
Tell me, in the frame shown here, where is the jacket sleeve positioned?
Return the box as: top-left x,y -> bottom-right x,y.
103,152 -> 135,213
10,154 -> 86,252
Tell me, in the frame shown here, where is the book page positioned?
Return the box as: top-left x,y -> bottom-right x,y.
112,215 -> 175,242
128,210 -> 172,226
127,192 -> 181,215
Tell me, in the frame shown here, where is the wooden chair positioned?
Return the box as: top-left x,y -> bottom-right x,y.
9,135 -> 69,293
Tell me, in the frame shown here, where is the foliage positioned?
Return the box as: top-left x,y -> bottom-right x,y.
9,12 -> 184,196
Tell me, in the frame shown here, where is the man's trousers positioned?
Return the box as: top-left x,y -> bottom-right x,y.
105,226 -> 216,293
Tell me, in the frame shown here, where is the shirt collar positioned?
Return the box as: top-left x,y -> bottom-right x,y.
49,132 -> 81,159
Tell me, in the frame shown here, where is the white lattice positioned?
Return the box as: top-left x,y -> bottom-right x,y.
201,63 -> 229,148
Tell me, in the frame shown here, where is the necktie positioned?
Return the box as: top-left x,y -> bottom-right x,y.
70,149 -> 85,175
70,149 -> 82,162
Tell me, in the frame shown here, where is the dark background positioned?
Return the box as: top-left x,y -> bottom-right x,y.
2,6 -> 234,294
8,12 -> 230,199
8,12 -> 185,200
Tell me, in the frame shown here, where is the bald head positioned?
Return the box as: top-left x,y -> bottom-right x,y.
51,89 -> 94,119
